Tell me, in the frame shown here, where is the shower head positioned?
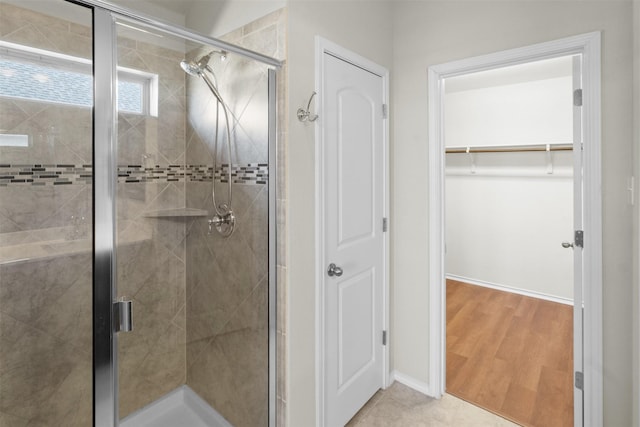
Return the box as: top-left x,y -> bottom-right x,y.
180,50 -> 227,77
180,52 -> 211,77
180,59 -> 202,76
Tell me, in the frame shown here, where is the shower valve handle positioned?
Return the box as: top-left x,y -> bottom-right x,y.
208,210 -> 236,237
208,215 -> 225,234
208,215 -> 224,228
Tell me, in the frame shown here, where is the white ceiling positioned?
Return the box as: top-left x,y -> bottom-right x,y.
109,0 -> 201,25
144,0 -> 197,15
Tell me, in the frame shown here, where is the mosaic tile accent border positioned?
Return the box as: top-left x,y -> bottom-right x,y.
0,163 -> 269,186
0,164 -> 93,186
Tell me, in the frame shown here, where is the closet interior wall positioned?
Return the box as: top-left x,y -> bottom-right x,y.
444,60 -> 575,302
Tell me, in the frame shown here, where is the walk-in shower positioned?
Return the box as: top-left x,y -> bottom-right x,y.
0,0 -> 279,426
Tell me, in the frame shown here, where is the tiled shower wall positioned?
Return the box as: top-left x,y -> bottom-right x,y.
114,29 -> 189,418
184,8 -> 287,427
0,3 -> 94,425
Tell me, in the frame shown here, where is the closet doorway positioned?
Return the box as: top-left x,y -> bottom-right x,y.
427,33 -> 603,427
443,55 -> 576,427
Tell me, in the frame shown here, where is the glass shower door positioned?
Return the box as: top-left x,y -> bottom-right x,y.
113,18 -> 191,421
1,2 -> 277,425
113,17 -> 272,427
0,1 -> 94,425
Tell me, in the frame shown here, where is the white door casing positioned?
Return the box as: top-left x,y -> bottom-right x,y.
427,32 -> 602,426
316,38 -> 390,427
572,54 -> 584,427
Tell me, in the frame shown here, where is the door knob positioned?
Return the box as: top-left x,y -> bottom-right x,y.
561,242 -> 574,249
327,263 -> 343,277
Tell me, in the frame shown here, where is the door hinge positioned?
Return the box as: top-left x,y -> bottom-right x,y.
573,89 -> 583,107
575,230 -> 584,248
382,217 -> 388,232
575,371 -> 584,390
382,103 -> 388,119
382,330 -> 387,346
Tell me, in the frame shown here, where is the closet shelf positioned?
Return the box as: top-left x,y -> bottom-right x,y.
143,208 -> 209,218
446,143 -> 573,154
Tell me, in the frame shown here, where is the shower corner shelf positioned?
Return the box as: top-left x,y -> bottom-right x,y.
143,208 -> 209,218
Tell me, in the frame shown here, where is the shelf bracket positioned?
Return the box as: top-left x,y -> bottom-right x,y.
466,147 -> 476,174
546,144 -> 553,174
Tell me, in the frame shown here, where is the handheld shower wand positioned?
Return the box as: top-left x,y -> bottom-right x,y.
181,50 -> 235,237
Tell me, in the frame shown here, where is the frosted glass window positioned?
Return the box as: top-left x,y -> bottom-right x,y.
0,43 -> 155,115
0,134 -> 29,147
0,58 -> 93,106
117,79 -> 144,113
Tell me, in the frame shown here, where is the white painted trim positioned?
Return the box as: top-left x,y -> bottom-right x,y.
314,36 -> 390,427
635,5 -> 640,426
314,35 -> 326,427
119,386 -> 232,427
580,33 -> 603,427
391,371 -> 433,397
446,274 -> 574,306
428,65 -> 447,400
445,170 -> 573,178
428,32 -> 603,425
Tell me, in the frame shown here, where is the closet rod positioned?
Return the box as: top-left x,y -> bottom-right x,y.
446,144 -> 573,154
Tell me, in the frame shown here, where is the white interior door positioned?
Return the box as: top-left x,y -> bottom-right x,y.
322,51 -> 385,427
572,54 -> 584,427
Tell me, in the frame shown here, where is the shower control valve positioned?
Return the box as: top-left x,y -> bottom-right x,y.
208,215 -> 225,229
208,208 -> 236,238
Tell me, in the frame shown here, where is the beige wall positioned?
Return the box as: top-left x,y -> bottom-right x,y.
633,0 -> 640,424
285,1 -> 393,425
393,1 -> 635,425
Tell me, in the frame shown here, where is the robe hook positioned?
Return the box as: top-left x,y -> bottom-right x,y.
297,91 -> 319,122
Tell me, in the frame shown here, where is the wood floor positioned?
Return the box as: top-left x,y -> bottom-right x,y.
446,279 -> 573,427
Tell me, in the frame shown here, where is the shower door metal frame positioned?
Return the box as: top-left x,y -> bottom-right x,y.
78,0 -> 281,68
93,7 -> 118,427
86,1 -> 282,425
268,68 -> 278,427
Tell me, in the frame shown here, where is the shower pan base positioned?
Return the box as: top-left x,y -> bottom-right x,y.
120,385 -> 232,427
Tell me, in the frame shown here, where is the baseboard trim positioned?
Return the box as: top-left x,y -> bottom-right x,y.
391,370 -> 436,398
446,274 -> 573,306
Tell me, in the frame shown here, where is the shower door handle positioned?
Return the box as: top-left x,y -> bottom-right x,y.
327,263 -> 343,277
114,299 -> 133,333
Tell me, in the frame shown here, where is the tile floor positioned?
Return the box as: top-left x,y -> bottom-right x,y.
346,382 -> 520,427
